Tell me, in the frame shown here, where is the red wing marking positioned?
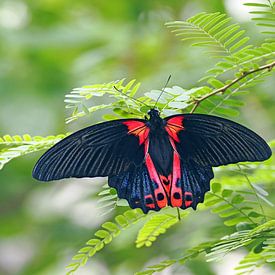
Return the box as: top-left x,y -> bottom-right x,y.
124,118 -> 187,210
159,174 -> 172,194
165,116 -> 184,143
123,121 -> 149,145
184,192 -> 193,207
145,153 -> 168,209
144,135 -> 185,209
144,194 -> 155,209
170,151 -> 183,207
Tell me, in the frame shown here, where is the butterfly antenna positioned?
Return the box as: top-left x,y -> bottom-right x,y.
153,75 -> 171,109
113,86 -> 151,108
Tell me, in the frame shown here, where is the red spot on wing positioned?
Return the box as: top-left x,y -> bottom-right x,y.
165,116 -> 184,143
144,194 -> 155,209
184,192 -> 193,207
123,121 -> 149,145
159,174 -> 172,194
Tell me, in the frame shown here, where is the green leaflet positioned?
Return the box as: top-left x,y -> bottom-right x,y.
66,209 -> 145,275
135,213 -> 182,248
0,134 -> 67,170
244,1 -> 275,37
65,79 -> 148,123
166,12 -> 250,56
205,164 -> 274,227
137,222 -> 275,274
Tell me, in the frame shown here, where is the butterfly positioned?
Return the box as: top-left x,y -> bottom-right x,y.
32,108 -> 272,213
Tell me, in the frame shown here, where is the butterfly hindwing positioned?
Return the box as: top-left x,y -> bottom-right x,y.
165,114 -> 271,167
109,156 -> 214,212
109,164 -> 162,213
179,160 -> 213,209
32,119 -> 149,181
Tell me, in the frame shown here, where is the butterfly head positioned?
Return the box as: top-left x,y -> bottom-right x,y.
148,108 -> 160,118
147,108 -> 163,128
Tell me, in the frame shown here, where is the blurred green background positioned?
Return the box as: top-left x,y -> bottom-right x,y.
0,1 -> 274,274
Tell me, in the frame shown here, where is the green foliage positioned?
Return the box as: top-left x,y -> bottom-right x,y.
201,66 -> 273,117
0,134 -> 66,170
235,250 -> 267,275
167,13 -> 275,116
166,12 -> 250,56
205,187 -> 259,227
205,42 -> 275,79
65,79 -> 147,123
205,167 -> 274,227
65,79 -> 213,119
97,183 -> 130,215
97,183 -> 119,215
66,209 -> 145,274
135,213 -> 182,248
138,221 -> 275,274
244,1 -> 275,36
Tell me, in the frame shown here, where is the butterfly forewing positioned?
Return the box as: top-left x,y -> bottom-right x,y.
32,119 -> 147,181
165,114 -> 272,167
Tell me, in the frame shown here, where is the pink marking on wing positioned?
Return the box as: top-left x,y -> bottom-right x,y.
123,121 -> 150,145
165,116 -> 184,143
145,154 -> 168,209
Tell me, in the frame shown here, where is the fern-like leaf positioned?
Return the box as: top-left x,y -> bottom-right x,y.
137,222 -> 275,274
97,184 -> 130,215
206,221 -> 275,262
205,182 -> 268,227
135,259 -> 177,275
204,42 -> 275,80
0,134 -> 66,170
65,79 -> 147,123
235,250 -> 266,275
195,65 -> 274,117
66,209 -> 145,275
135,213 -> 183,248
166,12 -> 250,57
244,1 -> 275,37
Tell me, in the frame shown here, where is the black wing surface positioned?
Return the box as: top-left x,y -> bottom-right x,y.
109,164 -> 162,214
33,119 -> 149,181
108,158 -> 214,213
165,114 -> 272,167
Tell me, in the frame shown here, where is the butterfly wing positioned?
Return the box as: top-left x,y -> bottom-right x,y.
109,150 -> 214,213
110,113 -> 272,213
179,159 -> 213,210
158,113 -> 271,212
33,119 -> 149,181
109,164 -> 161,213
165,114 -> 272,167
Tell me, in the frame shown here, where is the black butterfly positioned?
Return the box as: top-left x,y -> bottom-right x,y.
33,109 -> 271,213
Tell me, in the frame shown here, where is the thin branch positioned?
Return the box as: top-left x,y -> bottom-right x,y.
176,207 -> 181,221
237,164 -> 267,223
209,192 -> 257,225
190,61 -> 275,113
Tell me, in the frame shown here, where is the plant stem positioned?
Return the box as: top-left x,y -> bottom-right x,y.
237,164 -> 267,223
209,192 -> 257,225
177,207 -> 181,221
190,61 -> 275,113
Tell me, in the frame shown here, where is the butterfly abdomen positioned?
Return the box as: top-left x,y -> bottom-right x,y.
148,131 -> 174,176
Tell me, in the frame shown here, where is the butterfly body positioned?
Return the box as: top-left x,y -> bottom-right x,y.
33,109 -> 271,213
